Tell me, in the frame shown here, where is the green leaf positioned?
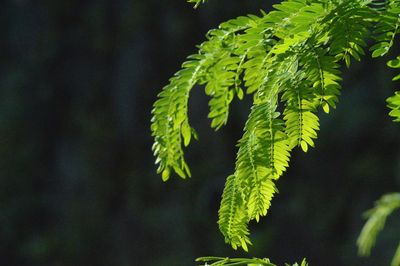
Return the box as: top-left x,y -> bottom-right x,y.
300,140 -> 308,152
322,102 -> 330,113
162,168 -> 170,182
372,47 -> 389,58
181,121 -> 192,147
388,57 -> 400,68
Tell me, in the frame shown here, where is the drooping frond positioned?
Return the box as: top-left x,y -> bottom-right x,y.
239,102 -> 290,219
370,0 -> 400,57
218,101 -> 291,250
327,3 -> 373,67
282,44 -> 342,151
282,78 -> 320,152
218,58 -> 295,248
151,15 -> 259,181
306,46 -> 342,110
151,55 -> 205,181
205,56 -> 239,129
218,174 -> 251,251
215,0 -> 374,248
357,193 -> 400,264
201,15 -> 260,129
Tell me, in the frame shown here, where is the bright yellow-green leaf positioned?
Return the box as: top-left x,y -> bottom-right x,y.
162,168 -> 170,182
300,141 -> 308,152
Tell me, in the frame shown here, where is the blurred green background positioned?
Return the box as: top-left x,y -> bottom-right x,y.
1,0 -> 400,265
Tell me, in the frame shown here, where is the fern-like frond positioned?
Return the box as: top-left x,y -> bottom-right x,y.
151,15 -> 260,181
370,0 -> 400,57
218,174 -> 251,251
357,193 -> 400,257
327,3 -> 373,67
268,0 -> 327,39
205,56 -> 239,129
242,0 -> 330,95
218,91 -> 291,249
216,0 -> 370,250
151,55 -> 205,181
240,102 -> 290,221
281,43 -> 342,152
304,46 -> 342,111
201,15 -> 259,129
283,80 -> 320,152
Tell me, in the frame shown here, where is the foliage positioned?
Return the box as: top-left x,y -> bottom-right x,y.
151,0 -> 400,251
357,20 -> 400,266
357,193 -> 400,266
358,34 -> 400,266
357,17 -> 400,265
196,256 -> 308,266
387,56 -> 400,121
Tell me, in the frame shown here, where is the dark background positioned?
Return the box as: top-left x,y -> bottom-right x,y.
1,0 -> 400,265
